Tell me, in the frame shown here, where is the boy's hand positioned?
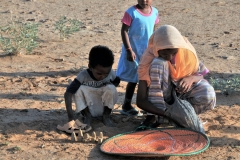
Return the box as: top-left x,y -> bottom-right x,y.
126,50 -> 136,61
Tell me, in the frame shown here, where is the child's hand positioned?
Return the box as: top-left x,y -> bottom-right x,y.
126,50 -> 136,61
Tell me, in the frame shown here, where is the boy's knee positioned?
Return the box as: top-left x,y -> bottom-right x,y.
104,85 -> 117,94
102,85 -> 118,105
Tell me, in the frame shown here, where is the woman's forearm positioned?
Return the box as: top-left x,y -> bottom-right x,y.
137,80 -> 165,116
192,75 -> 203,83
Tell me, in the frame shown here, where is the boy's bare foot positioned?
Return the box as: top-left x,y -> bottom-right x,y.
81,107 -> 92,126
103,106 -> 115,127
103,116 -> 115,127
83,115 -> 92,126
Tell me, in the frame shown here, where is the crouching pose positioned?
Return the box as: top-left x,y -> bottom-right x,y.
137,25 -> 216,129
63,45 -> 120,132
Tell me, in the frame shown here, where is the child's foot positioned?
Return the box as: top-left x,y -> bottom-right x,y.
103,116 -> 115,127
121,103 -> 139,116
81,107 -> 92,126
83,115 -> 92,126
103,106 -> 115,127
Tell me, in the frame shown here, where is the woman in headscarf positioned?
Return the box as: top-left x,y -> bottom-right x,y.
136,25 -> 216,127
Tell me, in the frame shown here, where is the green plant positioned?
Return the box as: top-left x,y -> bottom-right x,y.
54,16 -> 82,40
0,142 -> 10,147
13,146 -> 21,151
209,76 -> 240,95
0,21 -> 39,55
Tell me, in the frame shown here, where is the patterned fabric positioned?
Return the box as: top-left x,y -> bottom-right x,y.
196,62 -> 209,76
148,58 -> 169,111
147,58 -> 216,115
179,79 -> 216,115
116,5 -> 159,83
76,69 -> 116,88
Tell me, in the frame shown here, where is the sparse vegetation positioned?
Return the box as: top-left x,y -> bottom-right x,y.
54,16 -> 82,40
0,21 -> 39,55
209,76 -> 240,95
0,142 -> 9,147
13,146 -> 21,151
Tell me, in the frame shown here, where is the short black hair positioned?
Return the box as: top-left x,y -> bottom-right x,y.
89,45 -> 114,68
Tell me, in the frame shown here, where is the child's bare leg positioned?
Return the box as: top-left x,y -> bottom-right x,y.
81,107 -> 92,126
122,82 -> 137,113
103,106 -> 115,127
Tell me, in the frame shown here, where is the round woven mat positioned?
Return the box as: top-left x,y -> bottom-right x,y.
100,128 -> 210,157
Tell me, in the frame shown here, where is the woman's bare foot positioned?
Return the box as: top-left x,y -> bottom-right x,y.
135,115 -> 157,131
141,115 -> 157,126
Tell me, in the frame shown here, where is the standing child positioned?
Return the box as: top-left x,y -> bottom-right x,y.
57,45 -> 120,134
117,0 -> 159,116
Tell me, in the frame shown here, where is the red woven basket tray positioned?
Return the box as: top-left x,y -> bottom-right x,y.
100,128 -> 210,157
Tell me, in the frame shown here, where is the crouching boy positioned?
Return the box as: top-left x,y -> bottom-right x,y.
64,45 -> 120,131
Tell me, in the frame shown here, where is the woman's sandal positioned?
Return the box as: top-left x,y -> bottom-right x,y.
57,120 -> 80,134
75,119 -> 92,133
135,120 -> 156,131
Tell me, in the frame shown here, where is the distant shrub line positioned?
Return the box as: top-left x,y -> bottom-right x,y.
0,16 -> 81,55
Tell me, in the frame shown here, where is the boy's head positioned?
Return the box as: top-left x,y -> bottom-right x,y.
88,45 -> 114,81
89,45 -> 114,68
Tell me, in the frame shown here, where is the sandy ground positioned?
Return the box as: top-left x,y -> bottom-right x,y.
0,0 -> 240,159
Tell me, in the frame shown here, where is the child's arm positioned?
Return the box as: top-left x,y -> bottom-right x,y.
121,23 -> 136,61
64,91 -> 74,121
154,24 -> 158,32
110,76 -> 121,87
64,79 -> 81,121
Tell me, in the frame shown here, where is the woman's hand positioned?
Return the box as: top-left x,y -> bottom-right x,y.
176,75 -> 203,93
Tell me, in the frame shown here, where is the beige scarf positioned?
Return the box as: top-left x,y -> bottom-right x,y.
138,25 -> 199,86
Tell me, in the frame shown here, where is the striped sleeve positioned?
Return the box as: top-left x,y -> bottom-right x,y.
196,62 -> 209,76
148,62 -> 168,107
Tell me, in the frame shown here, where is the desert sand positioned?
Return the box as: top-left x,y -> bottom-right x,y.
0,0 -> 240,159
